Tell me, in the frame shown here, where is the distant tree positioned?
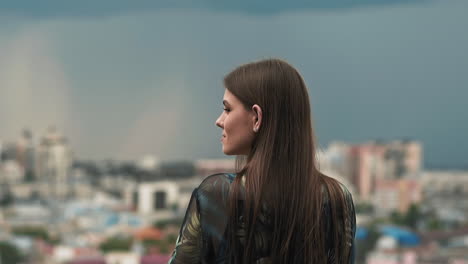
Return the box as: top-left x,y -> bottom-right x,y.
143,239 -> 171,254
159,240 -> 170,254
83,161 -> 102,177
166,234 -> 178,244
30,190 -> 41,201
170,203 -> 179,212
0,190 -> 13,207
12,226 -> 49,241
120,163 -> 139,176
154,220 -> 170,229
153,218 -> 183,229
99,236 -> 133,253
0,151 -> 7,161
355,202 -> 374,214
160,162 -> 195,178
390,211 -> 405,226
405,204 -> 422,229
24,170 -> 36,182
389,204 -> 423,230
0,241 -> 24,263
427,217 -> 443,231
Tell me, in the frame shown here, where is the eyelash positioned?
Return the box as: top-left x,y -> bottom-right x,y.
223,108 -> 231,112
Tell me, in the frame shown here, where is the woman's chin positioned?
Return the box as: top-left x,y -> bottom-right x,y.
223,148 -> 248,156
222,147 -> 235,156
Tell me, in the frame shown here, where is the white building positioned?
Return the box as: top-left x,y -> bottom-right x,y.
126,181 -> 178,220
8,202 -> 51,226
125,178 -> 200,221
420,170 -> 468,222
137,155 -> 160,172
106,252 -> 139,264
0,160 -> 24,184
195,159 -> 236,176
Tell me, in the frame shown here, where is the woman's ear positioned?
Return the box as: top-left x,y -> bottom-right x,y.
252,104 -> 262,133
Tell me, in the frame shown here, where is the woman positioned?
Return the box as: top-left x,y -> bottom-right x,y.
169,59 -> 356,263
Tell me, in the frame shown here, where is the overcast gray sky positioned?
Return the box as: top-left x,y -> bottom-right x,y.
0,0 -> 467,168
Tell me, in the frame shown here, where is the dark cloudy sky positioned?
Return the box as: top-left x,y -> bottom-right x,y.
0,0 -> 467,169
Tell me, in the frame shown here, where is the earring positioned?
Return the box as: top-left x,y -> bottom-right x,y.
253,127 -> 258,132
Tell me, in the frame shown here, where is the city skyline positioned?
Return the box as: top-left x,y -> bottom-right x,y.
0,0 -> 467,168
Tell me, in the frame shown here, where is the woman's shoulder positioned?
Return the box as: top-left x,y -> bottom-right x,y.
195,173 -> 236,197
200,173 -> 236,186
321,179 -> 355,207
337,181 -> 354,201
191,173 -> 237,210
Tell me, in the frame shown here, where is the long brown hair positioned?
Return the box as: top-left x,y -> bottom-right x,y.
224,59 -> 352,263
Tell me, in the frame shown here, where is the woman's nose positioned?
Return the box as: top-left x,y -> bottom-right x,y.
215,114 -> 223,128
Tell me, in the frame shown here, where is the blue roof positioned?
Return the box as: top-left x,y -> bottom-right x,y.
356,227 -> 368,240
355,226 -> 421,246
104,214 -> 119,226
379,226 -> 420,246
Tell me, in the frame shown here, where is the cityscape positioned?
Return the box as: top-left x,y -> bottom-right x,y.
1,1 -> 468,263
0,127 -> 467,263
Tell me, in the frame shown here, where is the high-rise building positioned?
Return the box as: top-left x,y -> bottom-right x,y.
383,140 -> 423,179
321,140 -> 423,202
373,179 -> 422,215
319,142 -> 353,182
15,129 -> 35,181
350,143 -> 388,201
36,127 -> 73,199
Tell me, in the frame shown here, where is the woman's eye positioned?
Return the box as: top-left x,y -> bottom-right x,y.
223,108 -> 230,112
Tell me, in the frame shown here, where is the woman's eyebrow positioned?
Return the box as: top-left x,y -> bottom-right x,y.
223,100 -> 231,107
